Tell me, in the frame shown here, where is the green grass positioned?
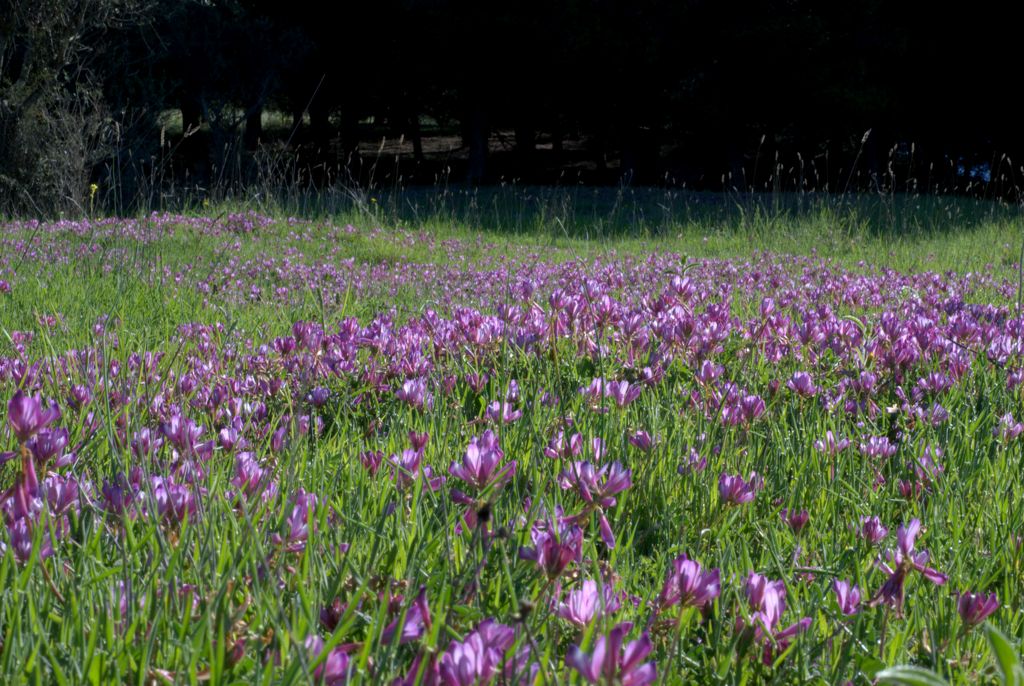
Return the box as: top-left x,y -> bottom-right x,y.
1,192 -> 1023,684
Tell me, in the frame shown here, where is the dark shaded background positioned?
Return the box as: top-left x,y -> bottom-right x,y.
2,0 -> 1021,214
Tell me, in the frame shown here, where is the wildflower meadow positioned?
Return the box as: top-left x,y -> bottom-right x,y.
1,208 -> 1023,684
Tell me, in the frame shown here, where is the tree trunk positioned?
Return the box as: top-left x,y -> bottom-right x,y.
410,112 -> 424,163
552,117 -> 564,155
463,102 -> 488,184
180,95 -> 206,182
309,96 -> 331,155
338,106 -> 361,181
244,106 -> 263,151
515,123 -> 534,173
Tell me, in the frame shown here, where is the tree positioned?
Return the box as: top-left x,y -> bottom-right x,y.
0,0 -> 148,215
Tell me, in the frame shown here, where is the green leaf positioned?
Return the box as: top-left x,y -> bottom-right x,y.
858,656 -> 886,680
985,623 -> 1024,686
874,665 -> 949,686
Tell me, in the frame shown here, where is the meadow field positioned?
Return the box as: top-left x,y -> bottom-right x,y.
1,191 -> 1023,684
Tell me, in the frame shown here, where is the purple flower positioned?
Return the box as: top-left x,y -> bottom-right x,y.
382,586 -> 432,645
913,446 -> 944,486
628,429 -> 655,452
485,400 -> 522,424
657,555 -> 720,612
740,394 -> 766,423
4,516 -> 55,562
640,366 -> 663,386
304,635 -> 352,685
42,474 -> 80,515
101,473 -> 140,517
745,573 -> 788,629
218,426 -> 242,452
271,489 -> 318,553
997,413 -> 1024,442
309,387 -> 330,408
787,372 -> 818,397
7,391 -> 61,443
833,580 -> 861,615
359,450 -> 383,475
718,472 -> 760,506
396,378 -> 432,410
519,520 -> 583,579
559,461 -> 632,508
149,477 -> 196,525
409,431 -> 430,452
320,598 -> 349,633
449,430 -> 514,491
696,361 -> 723,385
780,508 -> 809,534
271,424 -> 289,454
438,620 -> 515,686
814,431 -> 850,455
160,414 -> 205,456
131,428 -> 163,459
606,380 -> 641,408
860,516 -> 888,544
868,519 -> 947,613
581,378 -> 607,407
543,431 -> 583,460
559,460 -> 632,548
741,573 -> 810,664
677,449 -> 707,476
566,623 -> 656,686
859,436 -> 897,459
28,427 -> 72,467
231,453 -> 276,501
556,579 -> 622,628
391,449 -> 445,492
956,591 -> 999,628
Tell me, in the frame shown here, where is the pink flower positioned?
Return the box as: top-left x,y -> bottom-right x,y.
868,519 -> 947,613
787,372 -> 818,397
628,429 -> 655,452
381,586 -> 432,645
390,449 -> 445,492
833,580 -> 861,615
957,591 -> 999,629
566,623 -> 656,686
485,400 -> 522,424
606,380 -> 641,408
449,430 -> 514,491
438,620 -> 515,686
519,519 -> 582,579
780,509 -> 809,534
997,413 -> 1024,441
543,431 -> 583,460
814,431 -> 850,455
556,579 -> 622,628
7,391 -> 61,443
559,461 -> 632,548
859,516 -> 888,544
304,635 -> 352,685
741,573 -> 810,664
718,472 -> 760,505
396,378 -> 432,410
657,555 -> 720,612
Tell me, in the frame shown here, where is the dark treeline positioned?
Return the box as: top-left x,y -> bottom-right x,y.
1,0 -> 1020,215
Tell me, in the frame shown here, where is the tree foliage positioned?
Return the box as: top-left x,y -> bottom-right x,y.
1,0 -> 1019,215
